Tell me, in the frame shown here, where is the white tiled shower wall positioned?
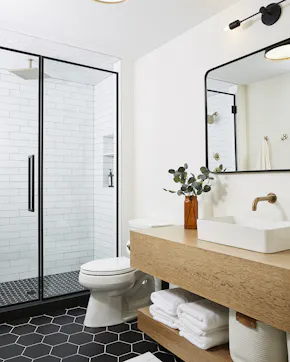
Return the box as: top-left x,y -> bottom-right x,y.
93,76 -> 117,260
0,69 -> 116,283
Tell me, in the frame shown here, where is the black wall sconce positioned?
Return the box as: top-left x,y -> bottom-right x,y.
224,0 -> 286,31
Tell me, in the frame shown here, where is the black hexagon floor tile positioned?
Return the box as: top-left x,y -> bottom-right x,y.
53,315 -> 74,325
30,316 -> 53,326
60,323 -> 83,335
94,331 -> 118,344
120,331 -> 144,343
83,326 -> 106,334
0,305 -> 180,362
66,307 -> 86,317
0,344 -> 25,359
4,357 -> 31,362
12,324 -> 36,335
154,352 -> 177,362
79,342 -> 104,357
23,343 -> 51,359
17,332 -> 43,346
0,333 -> 18,346
108,324 -> 130,333
43,332 -> 69,346
69,332 -> 93,345
36,324 -> 60,335
0,324 -> 12,335
106,341 -> 131,356
62,355 -> 89,362
34,356 -> 60,362
51,343 -> 78,358
91,354 -> 117,362
133,341 -> 159,354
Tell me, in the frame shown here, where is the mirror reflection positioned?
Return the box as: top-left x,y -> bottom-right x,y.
206,38 -> 290,173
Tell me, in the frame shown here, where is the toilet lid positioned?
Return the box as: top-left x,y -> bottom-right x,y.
80,257 -> 135,276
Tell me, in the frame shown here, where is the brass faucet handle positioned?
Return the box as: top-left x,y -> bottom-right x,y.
267,193 -> 277,204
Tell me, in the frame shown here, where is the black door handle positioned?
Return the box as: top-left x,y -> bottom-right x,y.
28,155 -> 35,212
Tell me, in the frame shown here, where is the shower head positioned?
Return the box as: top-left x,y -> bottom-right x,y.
9,59 -> 51,80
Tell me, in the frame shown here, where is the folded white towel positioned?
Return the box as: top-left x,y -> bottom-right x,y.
149,304 -> 180,330
179,327 -> 229,350
180,317 -> 228,337
177,299 -> 229,331
150,288 -> 201,316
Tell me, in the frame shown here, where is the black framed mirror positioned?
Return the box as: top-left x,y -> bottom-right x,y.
205,37 -> 290,173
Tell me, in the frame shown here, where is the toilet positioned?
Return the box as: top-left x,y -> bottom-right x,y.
79,219 -> 171,328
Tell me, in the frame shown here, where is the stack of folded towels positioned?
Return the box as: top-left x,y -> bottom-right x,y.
149,288 -> 229,350
177,299 -> 229,350
149,288 -> 201,330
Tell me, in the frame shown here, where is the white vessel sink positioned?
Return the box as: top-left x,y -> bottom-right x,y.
197,216 -> 290,253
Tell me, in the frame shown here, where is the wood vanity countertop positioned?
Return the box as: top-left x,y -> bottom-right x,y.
130,226 -> 290,333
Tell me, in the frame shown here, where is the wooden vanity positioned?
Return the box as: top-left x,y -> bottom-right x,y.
130,226 -> 290,362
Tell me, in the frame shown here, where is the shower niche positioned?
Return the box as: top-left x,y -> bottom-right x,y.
102,134 -> 115,188
0,47 -> 118,310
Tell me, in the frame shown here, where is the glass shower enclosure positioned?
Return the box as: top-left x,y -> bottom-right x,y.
0,47 -> 118,310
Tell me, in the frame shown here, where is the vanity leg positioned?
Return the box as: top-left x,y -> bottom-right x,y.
161,281 -> 169,290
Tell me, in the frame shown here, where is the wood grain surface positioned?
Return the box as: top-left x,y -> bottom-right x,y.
131,226 -> 290,333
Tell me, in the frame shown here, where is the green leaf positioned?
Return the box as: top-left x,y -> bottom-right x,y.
178,167 -> 185,173
168,169 -> 175,174
219,164 -> 223,170
174,176 -> 180,183
177,190 -> 184,196
200,167 -> 210,176
163,188 -> 176,193
209,177 -> 214,180
188,176 -> 196,184
203,185 -> 211,193
184,163 -> 188,170
181,185 -> 188,192
198,174 -> 207,181
187,186 -> 193,192
197,189 -> 202,195
174,171 -> 181,177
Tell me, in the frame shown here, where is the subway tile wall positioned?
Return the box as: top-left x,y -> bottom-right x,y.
0,68 -> 116,283
93,76 -> 117,260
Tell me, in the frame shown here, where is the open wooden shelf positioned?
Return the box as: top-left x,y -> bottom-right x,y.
138,307 -> 232,362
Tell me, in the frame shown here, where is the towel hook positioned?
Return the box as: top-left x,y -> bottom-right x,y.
281,134 -> 288,141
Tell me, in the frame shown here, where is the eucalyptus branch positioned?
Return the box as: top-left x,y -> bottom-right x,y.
163,163 -> 223,198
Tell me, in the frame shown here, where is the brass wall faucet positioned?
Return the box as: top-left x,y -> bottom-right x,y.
252,193 -> 277,211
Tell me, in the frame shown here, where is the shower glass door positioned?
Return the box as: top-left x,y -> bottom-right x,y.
42,58 -> 118,299
0,49 -> 40,307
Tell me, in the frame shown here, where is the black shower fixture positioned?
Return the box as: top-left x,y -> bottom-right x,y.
225,1 -> 286,31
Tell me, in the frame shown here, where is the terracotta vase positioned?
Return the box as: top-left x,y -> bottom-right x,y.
184,196 -> 198,229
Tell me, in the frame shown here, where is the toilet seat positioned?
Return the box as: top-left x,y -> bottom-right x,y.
80,257 -> 135,276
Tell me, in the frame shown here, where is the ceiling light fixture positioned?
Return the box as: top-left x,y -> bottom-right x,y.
265,39 -> 290,60
224,0 -> 286,31
93,0 -> 127,3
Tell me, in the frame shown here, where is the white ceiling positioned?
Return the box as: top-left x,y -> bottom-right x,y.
0,0 -> 240,60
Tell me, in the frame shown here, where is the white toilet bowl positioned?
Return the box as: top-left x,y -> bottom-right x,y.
79,256 -> 154,328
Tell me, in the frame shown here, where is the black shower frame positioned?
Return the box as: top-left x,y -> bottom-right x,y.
0,46 -> 119,313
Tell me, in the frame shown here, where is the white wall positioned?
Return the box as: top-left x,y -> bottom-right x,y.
246,72 -> 290,170
134,0 -> 290,225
